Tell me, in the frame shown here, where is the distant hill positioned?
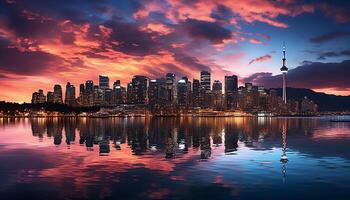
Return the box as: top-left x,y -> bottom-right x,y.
270,88 -> 350,112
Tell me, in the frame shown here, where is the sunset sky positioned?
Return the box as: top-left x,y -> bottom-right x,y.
0,0 -> 350,102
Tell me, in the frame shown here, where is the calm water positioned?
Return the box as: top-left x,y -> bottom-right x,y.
0,117 -> 350,200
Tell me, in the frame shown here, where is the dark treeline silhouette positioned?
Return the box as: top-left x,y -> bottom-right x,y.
271,88 -> 350,112
0,102 -> 100,114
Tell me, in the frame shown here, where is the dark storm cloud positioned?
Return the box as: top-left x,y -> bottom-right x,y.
0,38 -> 64,75
8,0 -> 110,24
310,31 -> 350,43
173,53 -> 211,72
210,5 -> 234,23
182,18 -> 232,44
103,20 -> 161,56
242,60 -> 350,90
0,1 -> 61,40
317,50 -> 350,60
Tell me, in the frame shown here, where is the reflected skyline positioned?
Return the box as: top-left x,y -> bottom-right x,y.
1,117 -> 350,200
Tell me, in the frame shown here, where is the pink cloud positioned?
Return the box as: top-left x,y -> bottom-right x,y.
249,38 -> 262,44
248,54 -> 272,65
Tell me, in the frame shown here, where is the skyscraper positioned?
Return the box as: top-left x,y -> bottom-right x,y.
85,80 -> 94,92
212,80 -> 223,110
31,89 -> 46,104
166,73 -> 177,104
79,84 -> 85,95
113,80 -> 121,89
192,79 -> 200,107
127,82 -> 133,103
99,75 -> 110,90
212,80 -> 222,91
225,75 -> 238,110
225,75 -> 238,92
200,71 -> 211,91
65,82 -> 76,106
131,75 -> 148,104
112,84 -> 126,105
200,71 -> 211,108
280,44 -> 288,104
53,84 -> 63,104
177,78 -> 190,107
148,79 -> 159,108
47,91 -> 54,103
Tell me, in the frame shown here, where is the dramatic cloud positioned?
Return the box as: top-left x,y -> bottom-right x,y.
0,37 -> 65,75
310,31 -> 350,43
318,50 -> 350,60
318,3 -> 350,23
248,54 -> 272,65
182,18 -> 232,44
243,60 -> 350,94
0,0 -> 349,102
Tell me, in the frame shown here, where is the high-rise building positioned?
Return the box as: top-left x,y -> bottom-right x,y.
65,82 -> 76,106
200,71 -> 211,91
301,96 -> 317,115
131,75 -> 148,104
93,88 -> 104,106
148,79 -> 159,108
212,80 -> 222,91
200,71 -> 211,108
113,80 -> 121,89
166,73 -> 177,104
225,75 -> 238,110
126,82 -> 133,104
53,84 -> 63,104
192,79 -> 200,107
79,80 -> 94,106
112,86 -> 126,105
99,75 -> 110,90
79,84 -> 85,95
177,78 -> 190,107
31,89 -> 46,104
225,75 -> 238,93
47,91 -> 54,103
245,83 -> 253,91
157,78 -> 168,107
104,89 -> 112,105
280,44 -> 288,104
212,80 -> 223,110
85,80 -> 94,92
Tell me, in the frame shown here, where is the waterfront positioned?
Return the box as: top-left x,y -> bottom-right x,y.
0,117 -> 350,200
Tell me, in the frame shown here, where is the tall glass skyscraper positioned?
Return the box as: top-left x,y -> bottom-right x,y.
99,75 -> 110,90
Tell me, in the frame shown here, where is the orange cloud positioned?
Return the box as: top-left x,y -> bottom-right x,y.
134,0 -> 315,29
141,23 -> 174,35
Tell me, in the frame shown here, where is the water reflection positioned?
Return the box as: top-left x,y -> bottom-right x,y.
281,119 -> 288,183
2,117 -> 350,158
1,117 -> 350,200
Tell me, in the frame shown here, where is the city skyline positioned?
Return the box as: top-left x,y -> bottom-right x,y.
28,48 -> 318,116
0,0 -> 350,103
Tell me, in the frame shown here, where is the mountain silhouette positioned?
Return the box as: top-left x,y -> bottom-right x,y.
270,88 -> 350,111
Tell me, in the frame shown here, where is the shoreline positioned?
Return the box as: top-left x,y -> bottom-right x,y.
1,114 -> 349,118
